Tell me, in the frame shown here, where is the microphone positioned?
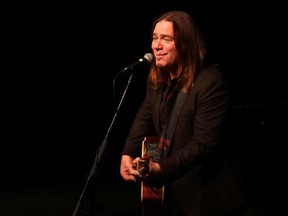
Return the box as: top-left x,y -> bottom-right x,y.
121,53 -> 154,72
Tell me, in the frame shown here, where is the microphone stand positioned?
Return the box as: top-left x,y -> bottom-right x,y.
72,70 -> 135,216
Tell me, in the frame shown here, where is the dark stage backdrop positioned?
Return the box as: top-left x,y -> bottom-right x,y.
2,2 -> 287,216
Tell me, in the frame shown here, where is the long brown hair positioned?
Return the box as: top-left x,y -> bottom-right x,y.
148,11 -> 206,93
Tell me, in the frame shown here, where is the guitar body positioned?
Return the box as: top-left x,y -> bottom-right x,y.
140,136 -> 165,216
141,182 -> 164,216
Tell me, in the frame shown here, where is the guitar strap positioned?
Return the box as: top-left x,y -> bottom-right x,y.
157,90 -> 188,160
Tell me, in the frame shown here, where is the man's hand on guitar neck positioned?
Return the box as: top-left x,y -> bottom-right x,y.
120,155 -> 162,182
120,155 -> 140,182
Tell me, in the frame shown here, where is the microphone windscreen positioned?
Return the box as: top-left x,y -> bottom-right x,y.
143,53 -> 154,63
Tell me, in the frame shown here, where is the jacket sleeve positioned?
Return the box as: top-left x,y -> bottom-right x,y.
121,81 -> 158,158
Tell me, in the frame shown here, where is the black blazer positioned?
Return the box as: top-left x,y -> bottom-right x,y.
122,66 -> 245,215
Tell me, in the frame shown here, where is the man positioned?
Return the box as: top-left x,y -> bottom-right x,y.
120,10 -> 245,216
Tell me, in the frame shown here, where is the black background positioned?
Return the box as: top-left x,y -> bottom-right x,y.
2,2 -> 287,216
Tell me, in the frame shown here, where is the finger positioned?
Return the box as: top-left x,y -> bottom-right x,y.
132,157 -> 141,163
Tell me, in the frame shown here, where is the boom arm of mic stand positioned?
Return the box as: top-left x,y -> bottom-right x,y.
72,72 -> 135,216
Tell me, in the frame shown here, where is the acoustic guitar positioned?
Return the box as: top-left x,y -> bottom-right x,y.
137,136 -> 165,216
